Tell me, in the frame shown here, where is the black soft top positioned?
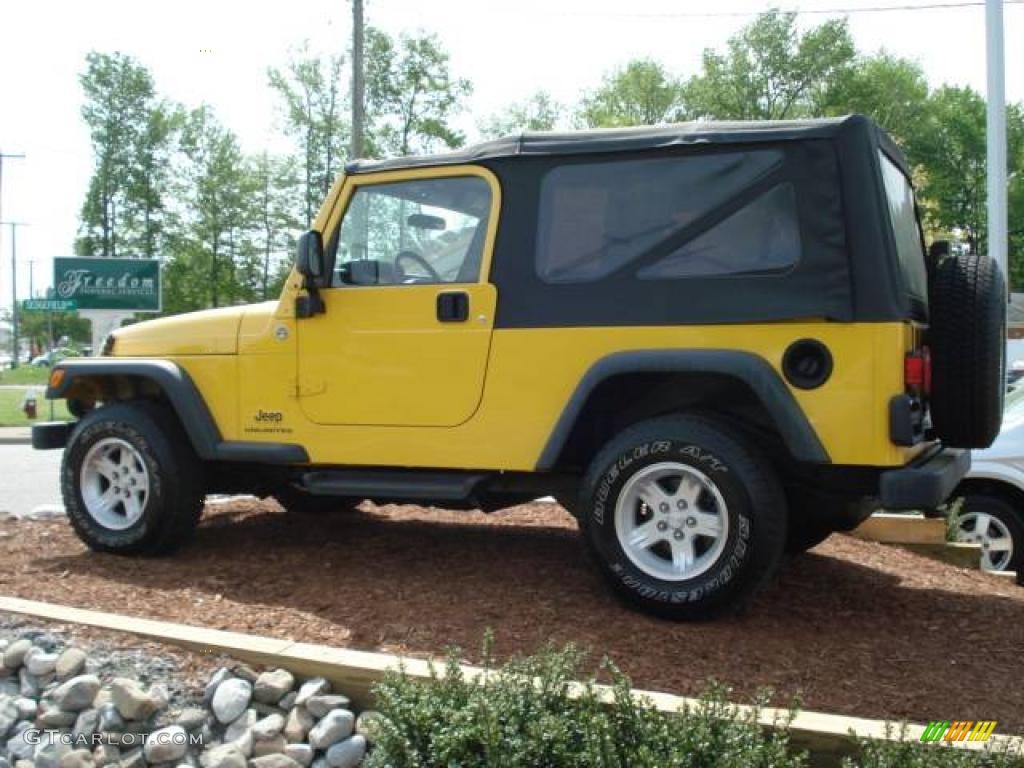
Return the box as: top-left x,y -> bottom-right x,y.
346,114 -> 910,177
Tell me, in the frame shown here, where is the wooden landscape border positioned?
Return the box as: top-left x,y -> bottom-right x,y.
0,595 -> 1019,766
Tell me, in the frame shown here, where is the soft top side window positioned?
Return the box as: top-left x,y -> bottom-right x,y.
333,175 -> 492,287
535,150 -> 784,284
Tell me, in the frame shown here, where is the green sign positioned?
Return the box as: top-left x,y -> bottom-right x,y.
53,257 -> 161,312
22,299 -> 77,312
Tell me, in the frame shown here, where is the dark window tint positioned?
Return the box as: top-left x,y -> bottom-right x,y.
637,183 -> 800,279
536,151 -> 783,283
878,151 -> 928,302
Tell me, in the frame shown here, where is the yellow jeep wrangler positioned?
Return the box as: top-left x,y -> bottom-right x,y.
34,116 -> 1005,618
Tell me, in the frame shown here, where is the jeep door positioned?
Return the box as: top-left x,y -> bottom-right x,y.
297,167 -> 499,427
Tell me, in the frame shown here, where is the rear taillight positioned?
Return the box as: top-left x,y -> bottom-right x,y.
904,347 -> 932,397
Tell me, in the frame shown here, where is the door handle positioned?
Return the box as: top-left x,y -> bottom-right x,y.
437,291 -> 469,322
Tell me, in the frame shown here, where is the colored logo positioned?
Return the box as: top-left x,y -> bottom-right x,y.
920,721 -> 997,743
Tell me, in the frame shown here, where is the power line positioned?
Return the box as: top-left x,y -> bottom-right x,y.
539,0 -> 1024,19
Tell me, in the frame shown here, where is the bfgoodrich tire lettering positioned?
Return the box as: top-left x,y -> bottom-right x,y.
62,402 -> 205,554
580,415 -> 787,619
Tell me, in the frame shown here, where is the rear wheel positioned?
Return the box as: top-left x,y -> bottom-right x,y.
62,402 -> 205,554
579,415 -> 787,619
953,493 -> 1023,573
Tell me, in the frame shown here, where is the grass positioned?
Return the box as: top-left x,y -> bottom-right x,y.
0,389 -> 72,427
0,365 -> 52,386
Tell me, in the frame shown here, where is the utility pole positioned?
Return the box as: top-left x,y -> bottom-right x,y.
985,0 -> 1007,281
351,0 -> 366,160
3,222 -> 27,368
0,151 -> 26,312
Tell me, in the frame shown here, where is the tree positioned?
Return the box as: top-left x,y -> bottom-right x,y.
577,60 -> 682,128
173,105 -> 257,310
480,91 -> 562,138
365,28 -> 472,156
77,52 -> 178,258
268,45 -> 349,224
820,52 -> 929,147
683,10 -> 855,120
252,152 -> 302,300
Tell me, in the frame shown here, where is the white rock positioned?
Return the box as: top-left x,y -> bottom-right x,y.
283,707 -> 313,743
73,709 -> 100,740
225,710 -> 257,743
110,678 -> 160,721
92,745 -> 120,768
176,707 -> 208,731
324,736 -> 366,768
34,739 -> 72,768
55,649 -> 88,680
307,710 -> 354,750
51,674 -> 101,711
277,692 -> 297,711
6,722 -> 35,760
18,669 -> 40,698
249,756 -> 301,768
282,745 -> 312,768
0,698 -> 18,738
204,669 -> 232,705
3,640 -> 32,670
212,679 -> 252,725
59,748 -> 93,768
144,725 -> 189,764
304,696 -> 350,719
252,714 -> 285,741
293,679 -> 329,707
253,670 -> 294,705
24,648 -> 59,677
251,735 -> 287,757
199,745 -> 246,768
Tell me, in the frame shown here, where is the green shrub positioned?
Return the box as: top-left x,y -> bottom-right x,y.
366,643 -> 804,768
847,725 -> 1024,768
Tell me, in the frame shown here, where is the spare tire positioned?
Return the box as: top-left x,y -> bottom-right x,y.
928,254 -> 1006,449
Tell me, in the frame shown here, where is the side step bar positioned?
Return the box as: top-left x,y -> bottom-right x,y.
300,468 -> 490,504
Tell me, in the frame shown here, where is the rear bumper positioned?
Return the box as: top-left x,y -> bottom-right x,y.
32,421 -> 74,450
879,447 -> 970,509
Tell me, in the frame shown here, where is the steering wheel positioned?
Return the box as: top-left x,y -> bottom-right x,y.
394,250 -> 441,283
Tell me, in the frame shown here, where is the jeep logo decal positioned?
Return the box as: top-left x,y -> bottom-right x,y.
254,409 -> 284,423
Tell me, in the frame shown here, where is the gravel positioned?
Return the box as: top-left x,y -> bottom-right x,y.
0,624 -> 371,767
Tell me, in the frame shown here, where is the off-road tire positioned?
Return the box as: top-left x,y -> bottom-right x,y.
62,401 -> 205,554
579,414 -> 787,619
928,254 -> 1006,449
273,486 -> 360,515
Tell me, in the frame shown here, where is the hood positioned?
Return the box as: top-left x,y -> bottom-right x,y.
110,305 -> 248,356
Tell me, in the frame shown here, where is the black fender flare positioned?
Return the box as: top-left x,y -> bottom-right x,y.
535,349 -> 830,469
47,358 -> 308,464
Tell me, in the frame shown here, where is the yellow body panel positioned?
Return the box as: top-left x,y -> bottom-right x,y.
115,162 -> 927,472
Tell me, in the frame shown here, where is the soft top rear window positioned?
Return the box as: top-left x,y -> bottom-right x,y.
878,151 -> 928,308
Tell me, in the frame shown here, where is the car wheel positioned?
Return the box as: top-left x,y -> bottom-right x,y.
62,401 -> 205,554
954,493 -> 1023,573
579,414 -> 787,619
273,486 -> 360,515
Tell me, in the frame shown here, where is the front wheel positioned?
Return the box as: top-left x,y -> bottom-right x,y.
62,402 -> 205,554
579,415 -> 787,619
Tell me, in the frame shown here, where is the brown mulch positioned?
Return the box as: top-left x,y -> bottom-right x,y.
1,500 -> 1022,730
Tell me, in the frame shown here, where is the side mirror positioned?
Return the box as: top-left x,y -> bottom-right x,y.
295,230 -> 324,280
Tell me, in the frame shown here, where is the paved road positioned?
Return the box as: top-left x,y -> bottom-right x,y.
0,443 -> 64,518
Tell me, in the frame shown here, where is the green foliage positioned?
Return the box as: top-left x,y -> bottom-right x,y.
578,60 -> 683,128
77,52 -> 181,259
480,91 -> 562,138
16,311 -> 90,354
683,10 -> 856,120
845,724 -> 1024,768
366,644 -> 804,768
268,44 -> 349,223
366,28 -> 472,156
820,52 -> 929,147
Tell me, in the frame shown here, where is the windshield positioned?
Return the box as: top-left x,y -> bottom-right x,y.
878,151 -> 929,309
